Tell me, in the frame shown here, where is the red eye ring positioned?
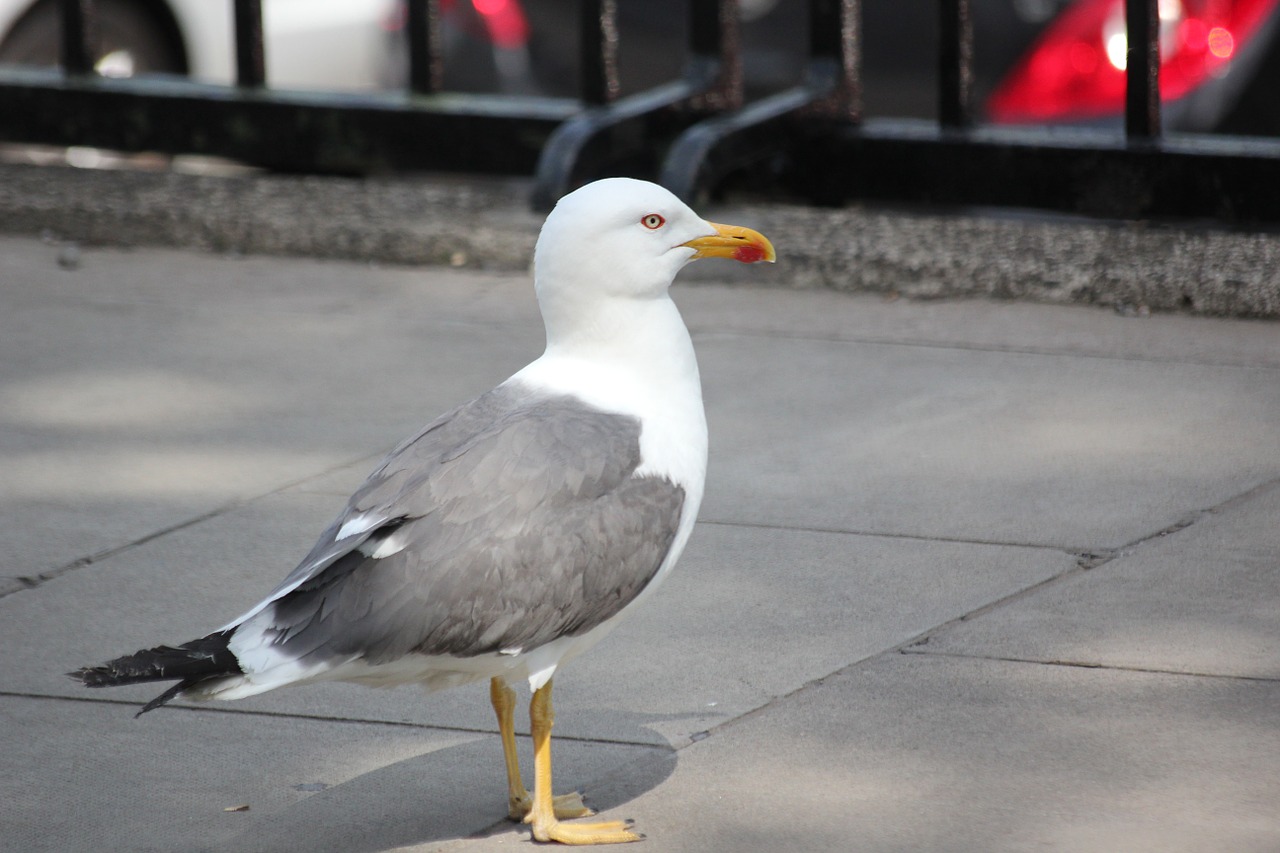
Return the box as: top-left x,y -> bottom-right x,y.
641,213 -> 665,230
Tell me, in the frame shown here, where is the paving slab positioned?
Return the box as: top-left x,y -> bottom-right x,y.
6,238 -> 1277,568
698,334 -> 1280,549
444,654 -> 1280,853
0,693 -> 664,853
1,238 -> 541,579
0,490 -> 1074,746
914,480 -> 1280,679
674,284 -> 1280,369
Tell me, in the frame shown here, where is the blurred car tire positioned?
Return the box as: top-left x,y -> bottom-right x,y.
0,0 -> 185,76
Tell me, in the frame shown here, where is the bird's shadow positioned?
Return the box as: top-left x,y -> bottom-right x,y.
212,712 -> 683,853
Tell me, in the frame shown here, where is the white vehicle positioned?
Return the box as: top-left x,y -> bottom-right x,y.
0,0 -> 396,90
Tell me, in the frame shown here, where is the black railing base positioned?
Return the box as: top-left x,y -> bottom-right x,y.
782,119 -> 1280,224
0,67 -> 577,175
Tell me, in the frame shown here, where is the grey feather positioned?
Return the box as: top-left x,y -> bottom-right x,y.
247,382 -> 685,666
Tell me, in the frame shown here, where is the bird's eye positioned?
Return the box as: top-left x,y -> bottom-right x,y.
641,214 -> 665,230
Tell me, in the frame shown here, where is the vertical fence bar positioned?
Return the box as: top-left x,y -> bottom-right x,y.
233,0 -> 266,88
938,0 -> 972,128
407,0 -> 442,95
1125,0 -> 1160,139
579,0 -> 619,104
689,0 -> 742,110
810,0 -> 862,122
689,0 -> 722,57
59,0 -> 94,75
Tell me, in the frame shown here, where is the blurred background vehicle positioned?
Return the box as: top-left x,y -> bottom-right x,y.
0,0 -> 395,89
1,0 -> 1276,135
380,0 -> 1280,136
986,0 -> 1280,135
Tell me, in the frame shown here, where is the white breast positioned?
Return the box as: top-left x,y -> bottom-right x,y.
504,294 -> 710,687
509,293 -> 708,516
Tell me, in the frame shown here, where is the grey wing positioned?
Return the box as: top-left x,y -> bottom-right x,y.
240,384 -> 686,667
240,386 -> 519,611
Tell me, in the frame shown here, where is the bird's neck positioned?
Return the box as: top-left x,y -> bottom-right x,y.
515,293 -> 703,419
543,293 -> 695,373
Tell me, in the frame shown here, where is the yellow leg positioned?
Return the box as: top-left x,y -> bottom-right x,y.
489,677 -> 592,822
527,679 -> 642,844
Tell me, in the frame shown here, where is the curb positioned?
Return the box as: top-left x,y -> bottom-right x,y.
2,162 -> 1277,318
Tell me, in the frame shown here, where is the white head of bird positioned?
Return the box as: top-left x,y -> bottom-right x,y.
533,177 -> 775,356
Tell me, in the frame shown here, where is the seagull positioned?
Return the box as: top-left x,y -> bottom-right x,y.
70,177 -> 775,845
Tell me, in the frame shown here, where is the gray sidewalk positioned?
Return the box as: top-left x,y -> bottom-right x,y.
1,233 -> 1277,852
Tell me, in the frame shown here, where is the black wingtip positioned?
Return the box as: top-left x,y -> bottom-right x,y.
69,664 -> 194,716
68,665 -> 116,687
69,633 -> 242,717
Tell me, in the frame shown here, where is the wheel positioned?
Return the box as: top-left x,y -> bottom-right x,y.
0,0 -> 185,77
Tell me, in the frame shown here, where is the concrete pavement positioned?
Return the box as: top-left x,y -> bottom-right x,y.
1,234 -> 1277,852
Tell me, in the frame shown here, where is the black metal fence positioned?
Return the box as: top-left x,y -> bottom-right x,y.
2,0 -> 1280,222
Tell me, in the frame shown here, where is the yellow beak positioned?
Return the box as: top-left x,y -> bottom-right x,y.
681,222 -> 777,264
